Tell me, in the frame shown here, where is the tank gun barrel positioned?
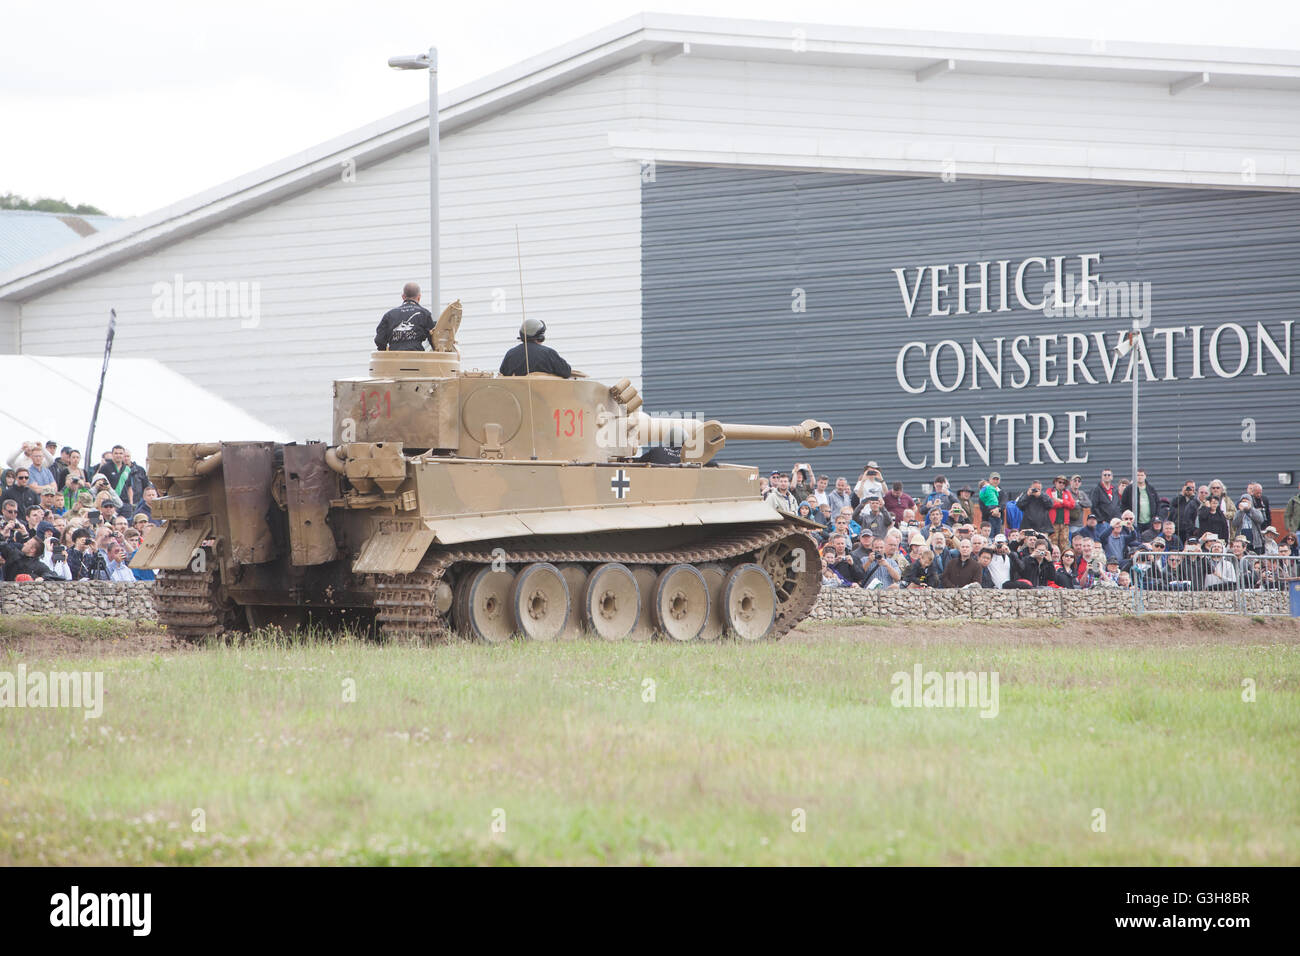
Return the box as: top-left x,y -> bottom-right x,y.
630,413 -> 832,464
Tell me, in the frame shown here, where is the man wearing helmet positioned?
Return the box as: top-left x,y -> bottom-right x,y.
374,282 -> 435,351
499,317 -> 572,378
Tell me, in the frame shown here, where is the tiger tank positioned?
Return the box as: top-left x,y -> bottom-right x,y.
132,301 -> 833,643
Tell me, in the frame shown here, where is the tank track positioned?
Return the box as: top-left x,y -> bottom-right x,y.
152,567 -> 239,641
374,522 -> 821,644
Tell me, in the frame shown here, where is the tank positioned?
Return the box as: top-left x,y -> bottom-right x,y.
132,301 -> 834,643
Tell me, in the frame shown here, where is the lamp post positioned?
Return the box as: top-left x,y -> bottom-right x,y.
388,47 -> 439,311
1114,321 -> 1141,485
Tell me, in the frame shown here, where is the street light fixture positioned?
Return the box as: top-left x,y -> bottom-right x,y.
388,47 -> 439,312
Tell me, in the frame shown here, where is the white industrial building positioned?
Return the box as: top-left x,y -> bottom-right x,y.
1,13 -> 1298,484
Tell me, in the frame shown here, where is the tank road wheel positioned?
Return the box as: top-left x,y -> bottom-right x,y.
653,563 -> 710,643
556,564 -> 589,641
510,563 -> 570,642
755,531 -> 823,638
582,563 -> 641,642
454,566 -> 517,644
628,566 -> 658,642
722,563 -> 778,641
696,562 -> 729,642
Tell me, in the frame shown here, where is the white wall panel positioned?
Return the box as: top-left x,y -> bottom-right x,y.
16,64 -> 646,441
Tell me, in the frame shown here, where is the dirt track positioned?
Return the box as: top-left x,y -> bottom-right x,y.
793,613 -> 1300,647
1,612 -> 1297,657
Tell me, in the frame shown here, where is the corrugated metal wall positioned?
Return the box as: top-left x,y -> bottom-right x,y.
642,165 -> 1299,503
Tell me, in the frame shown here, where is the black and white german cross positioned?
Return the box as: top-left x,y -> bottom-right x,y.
610,468 -> 631,499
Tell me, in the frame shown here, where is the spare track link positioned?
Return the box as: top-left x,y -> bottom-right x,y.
152,568 -> 235,641
374,523 -> 821,644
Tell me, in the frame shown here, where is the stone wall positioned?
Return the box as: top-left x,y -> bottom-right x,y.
808,585 -> 1290,620
0,581 -> 158,620
0,580 -> 1289,625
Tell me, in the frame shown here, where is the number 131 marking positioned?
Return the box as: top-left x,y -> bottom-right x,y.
553,408 -> 584,437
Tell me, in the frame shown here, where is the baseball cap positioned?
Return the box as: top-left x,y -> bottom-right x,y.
989,472 -> 1001,480
133,513 -> 150,524
993,533 -> 1007,543
1265,526 -> 1279,535
1105,557 -> 1119,566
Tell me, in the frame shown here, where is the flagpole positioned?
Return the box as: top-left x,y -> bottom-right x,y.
85,308 -> 117,471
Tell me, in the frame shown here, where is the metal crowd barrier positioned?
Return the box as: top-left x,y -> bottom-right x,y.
1130,550 -> 1299,616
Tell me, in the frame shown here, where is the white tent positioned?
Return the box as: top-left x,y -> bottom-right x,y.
1,354 -> 291,468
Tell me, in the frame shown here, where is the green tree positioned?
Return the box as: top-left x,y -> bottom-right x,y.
0,192 -> 107,216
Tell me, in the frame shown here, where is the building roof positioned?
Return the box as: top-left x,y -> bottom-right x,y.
0,354 -> 291,461
2,12 -> 1299,302
0,209 -> 125,274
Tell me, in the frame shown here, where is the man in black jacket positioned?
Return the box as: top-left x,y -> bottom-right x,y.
978,548 -> 1000,588
500,318 -> 571,378
0,468 -> 40,515
1090,468 -> 1120,524
0,537 -> 61,581
1016,481 -> 1053,534
1019,540 -> 1058,587
375,282 -> 435,351
1171,480 -> 1199,543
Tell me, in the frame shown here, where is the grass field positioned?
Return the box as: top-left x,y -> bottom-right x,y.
1,613 -> 1298,865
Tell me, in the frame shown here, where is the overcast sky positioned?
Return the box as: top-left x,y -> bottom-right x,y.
5,0 -> 1299,217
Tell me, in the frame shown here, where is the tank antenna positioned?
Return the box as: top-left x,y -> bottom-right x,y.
516,224 -> 539,460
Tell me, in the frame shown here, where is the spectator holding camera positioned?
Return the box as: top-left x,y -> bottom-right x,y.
1233,495 -> 1266,552
1097,511 -> 1142,566
1197,495 -> 1231,542
855,464 -> 886,502
1016,480 -> 1053,535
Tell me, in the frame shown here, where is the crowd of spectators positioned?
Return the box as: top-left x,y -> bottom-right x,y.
1,440 -> 160,583
760,462 -> 1300,592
